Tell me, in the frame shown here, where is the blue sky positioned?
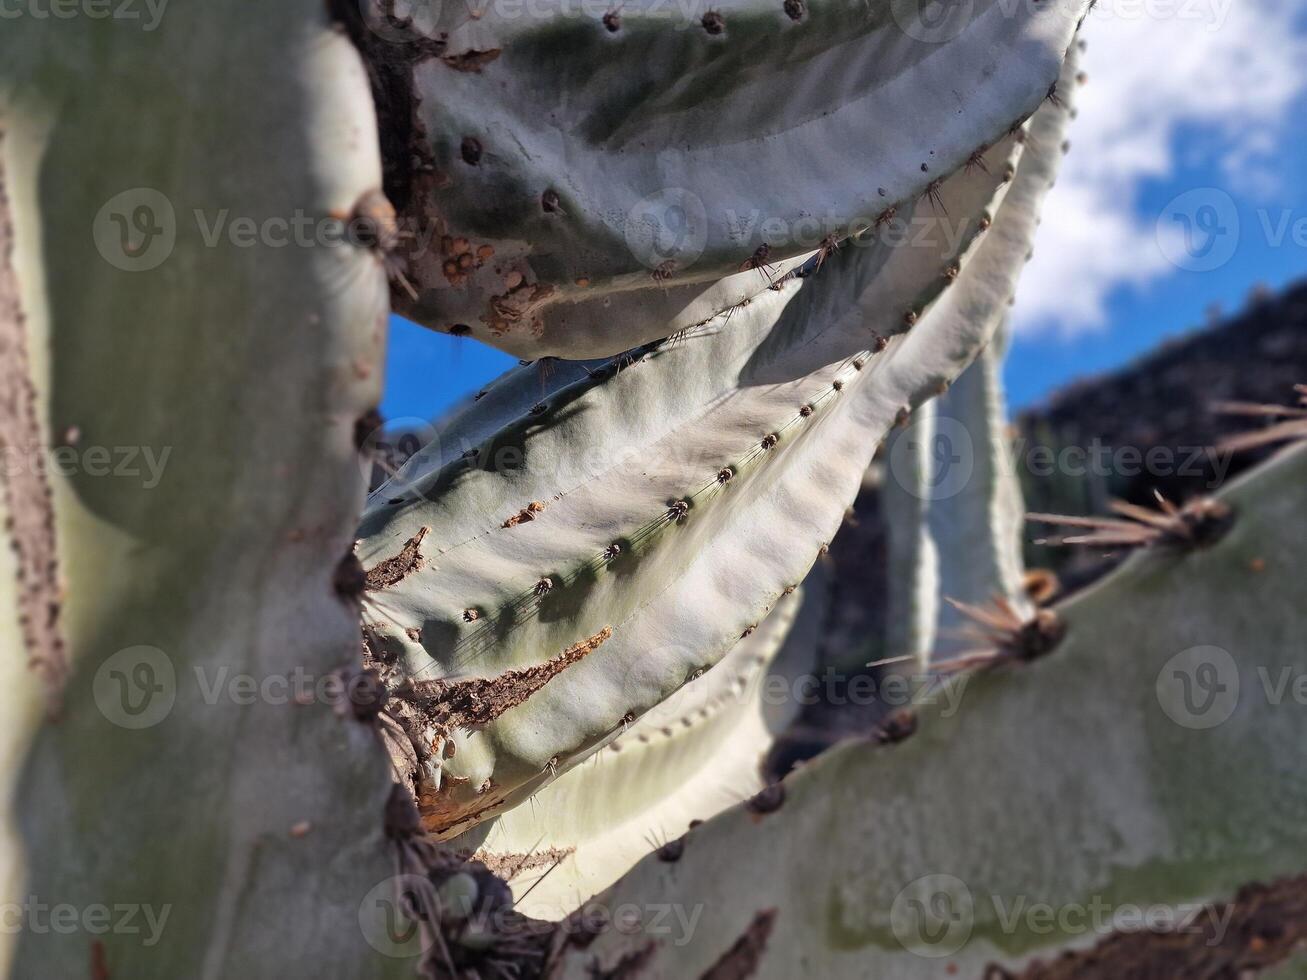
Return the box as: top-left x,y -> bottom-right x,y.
381,3 -> 1307,424
1006,108 -> 1307,406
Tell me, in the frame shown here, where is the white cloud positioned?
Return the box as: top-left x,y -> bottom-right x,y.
1012,0 -> 1307,336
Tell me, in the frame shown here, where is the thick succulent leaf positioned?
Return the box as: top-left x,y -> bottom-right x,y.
456,594 -> 807,917
372,0 -> 1085,357
361,45 -> 1079,840
0,487 -> 43,979
0,6 -> 407,976
551,443 -> 1307,978
929,322 -> 1032,652
881,324 -> 1031,667
880,405 -> 941,665
0,151 -> 46,980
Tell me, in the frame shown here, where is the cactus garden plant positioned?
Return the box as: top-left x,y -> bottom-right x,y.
3,1 -> 1305,978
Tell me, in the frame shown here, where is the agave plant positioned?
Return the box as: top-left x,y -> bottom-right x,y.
4,1 -> 1304,978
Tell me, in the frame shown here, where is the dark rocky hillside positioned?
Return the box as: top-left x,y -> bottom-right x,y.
1015,282 -> 1307,584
